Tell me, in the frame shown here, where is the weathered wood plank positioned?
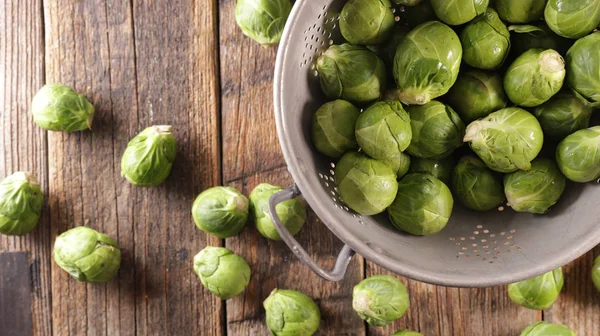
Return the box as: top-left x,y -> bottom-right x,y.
0,252 -> 33,336
0,1 -> 52,335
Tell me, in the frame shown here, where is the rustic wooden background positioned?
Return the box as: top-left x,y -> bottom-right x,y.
0,1 -> 598,335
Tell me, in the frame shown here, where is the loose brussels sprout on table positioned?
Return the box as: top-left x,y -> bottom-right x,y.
533,92 -> 593,139
430,0 -> 489,26
520,322 -> 575,336
339,0 -> 395,45
193,246 -> 251,300
192,186 -> 249,238
508,25 -> 572,58
464,108 -> 544,173
388,173 -> 453,236
249,183 -> 306,240
545,0 -> 600,39
121,125 -> 177,187
446,70 -> 507,122
264,288 -> 320,336
593,256 -> 600,292
508,268 -> 563,310
504,49 -> 565,107
409,156 -> 455,185
392,330 -> 423,336
566,32 -> 600,103
352,275 -> 409,326
335,151 -> 399,215
504,158 -> 566,214
460,8 -> 510,70
392,21 -> 462,105
495,0 -> 546,23
555,126 -> 600,183
31,83 -> 95,132
53,227 -> 121,283
0,172 -> 43,236
317,44 -> 387,105
356,101 -> 412,175
451,156 -> 505,211
311,100 -> 360,158
234,0 -> 291,45
406,101 -> 465,159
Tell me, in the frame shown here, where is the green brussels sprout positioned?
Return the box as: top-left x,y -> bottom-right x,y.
446,70 -> 507,122
340,0 -> 395,45
545,0 -> 600,39
193,247 -> 250,300
392,330 -> 424,336
464,108 -> 544,173
0,172 -> 43,236
508,268 -> 563,310
311,100 -> 360,158
392,21 -> 462,105
401,0 -> 437,28
264,289 -> 320,336
121,125 -> 177,187
495,0 -> 546,23
566,32 -> 600,103
508,25 -> 572,58
504,49 -> 565,107
520,322 -> 576,336
388,173 -> 453,235
451,156 -> 504,211
352,275 -> 409,326
31,84 -> 94,132
409,156 -> 455,184
192,186 -> 249,238
460,8 -> 510,70
249,183 -> 306,240
430,0 -> 489,26
234,0 -> 291,45
335,152 -> 399,215
368,26 -> 410,67
317,44 -> 387,105
406,101 -> 465,159
504,158 -> 566,214
356,101 -> 412,174
592,256 -> 600,292
396,152 -> 411,179
533,92 -> 593,139
555,126 -> 600,182
396,0 -> 423,5
53,227 -> 121,283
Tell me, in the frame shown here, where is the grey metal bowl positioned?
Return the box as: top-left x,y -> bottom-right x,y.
269,0 -> 600,287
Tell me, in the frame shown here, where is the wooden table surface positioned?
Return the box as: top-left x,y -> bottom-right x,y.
0,1 -> 598,335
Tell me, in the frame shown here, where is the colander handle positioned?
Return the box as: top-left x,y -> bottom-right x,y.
268,184 -> 355,281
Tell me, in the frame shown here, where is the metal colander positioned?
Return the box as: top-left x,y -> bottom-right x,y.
269,0 -> 600,287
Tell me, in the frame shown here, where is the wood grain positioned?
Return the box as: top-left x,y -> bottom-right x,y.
0,252 -> 33,336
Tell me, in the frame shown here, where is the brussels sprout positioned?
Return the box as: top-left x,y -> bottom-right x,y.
31,84 -> 94,132
264,289 -> 320,336
504,49 -> 565,107
335,152 -> 399,215
234,0 -> 291,45
520,322 -> 575,336
392,330 -> 424,336
392,21 -> 462,105
249,183 -> 306,240
0,172 -> 43,236
451,156 -> 504,211
464,108 -> 544,173
192,186 -> 249,238
388,173 -> 453,235
121,125 -> 177,187
340,0 -> 395,45
508,25 -> 572,58
409,156 -> 455,184
193,247 -> 250,300
555,126 -> 600,182
406,101 -> 465,159
401,0 -> 437,28
356,101 -> 412,174
312,100 -> 360,158
53,227 -> 121,283
533,92 -> 593,139
508,268 -> 563,310
495,0 -> 546,23
430,0 -> 489,26
566,32 -> 600,103
396,0 -> 423,5
504,158 -> 566,214
592,256 -> 600,292
368,26 -> 410,67
352,275 -> 409,326
446,70 -> 507,122
317,44 -> 387,105
460,8 -> 510,70
397,152 -> 411,179
545,0 -> 600,39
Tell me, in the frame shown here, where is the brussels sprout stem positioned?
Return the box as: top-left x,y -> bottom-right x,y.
353,292 -> 375,316
463,121 -> 483,142
13,172 -> 39,185
540,51 -> 565,73
153,125 -> 172,134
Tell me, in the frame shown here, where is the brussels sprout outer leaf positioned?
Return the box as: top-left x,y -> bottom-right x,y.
495,0 -> 546,23
340,0 -> 396,45
0,172 -> 43,236
555,126 -> 600,182
392,330 -> 424,336
249,183 -> 306,240
352,275 -> 409,326
593,256 -> 600,292
430,0 -> 490,26
508,24 -> 572,58
31,84 -> 95,132
397,152 -> 411,179
520,321 -> 576,336
192,186 -> 249,238
460,8 -> 511,70
545,0 -> 600,39
408,157 -> 455,185
446,70 -> 507,122
451,156 -> 504,211
533,92 -> 593,139
566,32 -> 600,103
264,289 -> 321,335
312,100 -> 360,158
234,0 -> 292,45
193,247 -> 251,300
